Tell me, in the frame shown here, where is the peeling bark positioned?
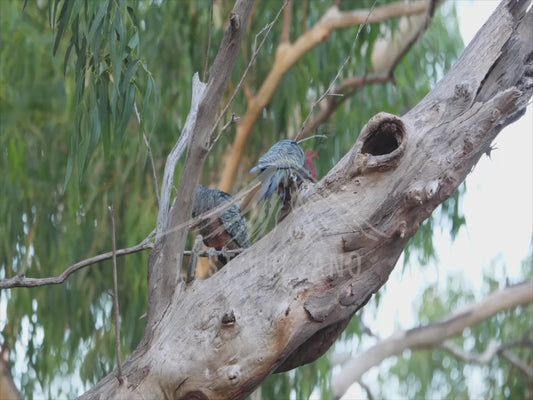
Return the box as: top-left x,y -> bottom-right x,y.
79,1 -> 532,399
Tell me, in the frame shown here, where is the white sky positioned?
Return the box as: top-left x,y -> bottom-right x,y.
340,1 -> 532,398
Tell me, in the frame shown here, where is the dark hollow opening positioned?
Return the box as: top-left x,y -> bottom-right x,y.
361,121 -> 404,155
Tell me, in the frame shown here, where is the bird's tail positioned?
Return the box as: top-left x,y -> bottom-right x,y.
258,169 -> 282,201
256,166 -> 313,203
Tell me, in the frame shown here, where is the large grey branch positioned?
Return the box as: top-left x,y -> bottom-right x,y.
156,73 -> 207,243
332,282 -> 533,398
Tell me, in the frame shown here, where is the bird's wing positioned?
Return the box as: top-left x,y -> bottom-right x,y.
220,204 -> 251,249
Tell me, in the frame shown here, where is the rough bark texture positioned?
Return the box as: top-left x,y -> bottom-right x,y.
80,1 -> 532,399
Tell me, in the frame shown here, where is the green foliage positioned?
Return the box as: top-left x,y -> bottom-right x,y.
0,0 -> 477,398
50,0 -> 159,187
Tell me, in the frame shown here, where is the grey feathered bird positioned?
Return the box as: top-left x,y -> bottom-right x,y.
192,185 -> 251,264
250,139 -> 315,203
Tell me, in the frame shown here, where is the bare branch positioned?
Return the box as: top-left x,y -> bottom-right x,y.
499,337 -> 533,352
0,233 -> 154,290
0,232 -> 247,290
218,113 -> 240,137
108,206 -> 123,385
332,282 -> 533,399
372,0 -> 439,74
156,73 -> 207,243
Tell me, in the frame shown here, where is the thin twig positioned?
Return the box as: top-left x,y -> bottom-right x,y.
0,232 -> 155,289
203,0 -> 214,82
219,113 -> 240,136
108,205 -> 123,384
297,134 -> 327,144
210,0 -> 289,147
252,18 -> 278,63
135,103 -> 160,206
0,231 -> 247,290
296,0 -> 378,141
361,320 -> 382,341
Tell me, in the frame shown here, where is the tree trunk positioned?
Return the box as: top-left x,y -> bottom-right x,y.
80,1 -> 532,399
